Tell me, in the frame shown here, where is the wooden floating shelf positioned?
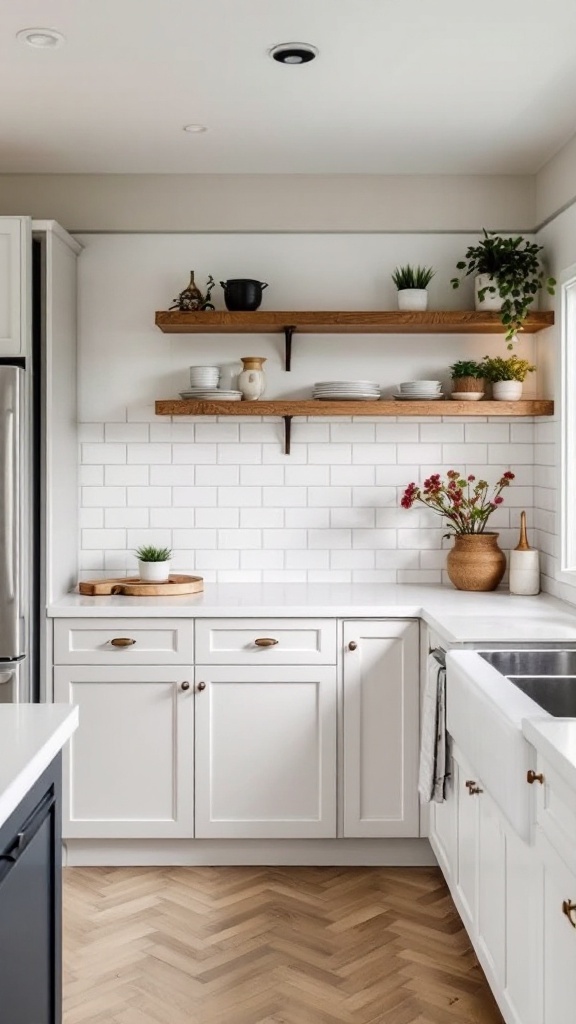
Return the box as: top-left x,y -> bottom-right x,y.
155,399 -> 554,454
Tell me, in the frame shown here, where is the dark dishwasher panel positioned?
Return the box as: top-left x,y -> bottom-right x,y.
0,758 -> 62,1024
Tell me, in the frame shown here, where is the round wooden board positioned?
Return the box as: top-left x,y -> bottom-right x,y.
111,574 -> 204,596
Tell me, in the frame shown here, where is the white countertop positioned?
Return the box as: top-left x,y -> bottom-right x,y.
48,583 -> 576,644
0,704 -> 78,829
522,717 -> 576,792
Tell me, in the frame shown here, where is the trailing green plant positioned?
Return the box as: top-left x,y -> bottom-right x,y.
134,544 -> 172,562
391,264 -> 435,290
480,355 -> 535,383
450,230 -> 555,347
449,360 -> 485,379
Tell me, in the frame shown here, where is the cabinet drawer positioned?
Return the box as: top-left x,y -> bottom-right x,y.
53,618 -> 194,665
195,618 -> 336,664
534,754 -> 576,869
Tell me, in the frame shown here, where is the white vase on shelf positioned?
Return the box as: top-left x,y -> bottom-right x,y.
475,274 -> 503,310
492,380 -> 523,401
238,356 -> 266,401
397,289 -> 428,311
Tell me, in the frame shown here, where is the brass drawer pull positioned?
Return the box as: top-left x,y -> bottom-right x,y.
348,641 -> 358,651
197,682 -> 206,692
527,770 -> 545,785
562,900 -> 576,927
254,638 -> 279,647
180,681 -> 190,691
110,637 -> 136,648
465,780 -> 483,795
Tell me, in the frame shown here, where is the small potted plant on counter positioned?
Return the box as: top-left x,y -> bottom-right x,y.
401,469 -> 515,591
449,360 -> 486,401
391,264 -> 435,311
450,230 -> 555,347
134,544 -> 173,582
480,355 -> 535,401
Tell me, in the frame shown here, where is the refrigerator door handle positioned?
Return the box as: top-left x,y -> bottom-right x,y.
4,408 -> 15,601
0,368 -> 21,658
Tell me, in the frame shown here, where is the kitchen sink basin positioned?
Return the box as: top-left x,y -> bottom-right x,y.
507,676 -> 576,717
480,649 -> 576,677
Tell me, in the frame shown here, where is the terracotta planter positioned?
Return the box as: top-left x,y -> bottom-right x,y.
446,533 -> 506,592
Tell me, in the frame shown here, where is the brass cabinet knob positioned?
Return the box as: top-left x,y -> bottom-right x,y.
197,682 -> 206,692
254,638 -> 279,647
562,900 -> 576,927
465,780 -> 483,795
110,637 -> 136,647
527,769 -> 545,785
180,681 -> 190,691
348,641 -> 358,651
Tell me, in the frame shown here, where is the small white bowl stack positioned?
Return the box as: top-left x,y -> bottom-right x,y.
180,365 -> 242,401
313,380 -> 381,401
394,380 -> 443,401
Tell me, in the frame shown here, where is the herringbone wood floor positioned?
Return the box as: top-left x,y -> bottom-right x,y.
63,866 -> 504,1024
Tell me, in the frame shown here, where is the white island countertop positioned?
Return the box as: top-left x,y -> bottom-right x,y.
0,704 -> 78,829
48,583 -> 576,644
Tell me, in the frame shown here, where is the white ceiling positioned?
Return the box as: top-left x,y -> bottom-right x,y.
2,0 -> 576,174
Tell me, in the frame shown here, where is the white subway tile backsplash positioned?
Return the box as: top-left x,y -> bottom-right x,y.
239,422 -> 282,443
353,486 -> 396,507
241,465 -> 284,486
150,508 -> 195,528
488,444 -> 534,465
285,466 -> 330,486
79,465 -> 104,486
83,486 -> 126,507
218,443 -> 261,464
82,528 -> 126,549
285,508 -> 330,528
127,486 -> 172,507
330,508 -> 375,529
263,528 -> 307,549
128,443 -> 170,464
189,550 -> 240,571
195,465 -> 239,486
170,528 -> 216,548
352,570 -> 397,583
218,570 -> 262,583
218,529 -> 262,549
398,569 -> 442,584
376,465 -> 417,485
286,550 -> 330,570
262,444 -> 307,464
464,423 -> 509,443
330,423 -> 375,442
106,423 -> 149,443
82,443 -> 126,464
510,423 -> 535,444
308,443 -> 351,464
397,443 -> 441,464
330,549 -> 375,569
443,443 -> 487,464
240,549 -> 284,570
398,528 -> 445,549
263,486 -> 307,507
173,487 -> 217,506
105,508 -> 149,529
240,508 -> 283,528
375,423 -> 419,442
149,423 -> 196,443
419,423 -> 464,443
375,550 -> 419,569
262,570 -> 307,583
196,507 -> 239,527
353,529 -> 397,549
217,486 -> 262,507
79,423 -> 104,442
196,422 -> 239,442
292,423 -> 330,443
80,508 -> 104,529
173,444 -> 217,464
308,529 -> 351,549
308,486 -> 351,506
308,570 -> 351,583
331,465 -> 375,486
106,465 -> 149,486
353,443 -> 396,465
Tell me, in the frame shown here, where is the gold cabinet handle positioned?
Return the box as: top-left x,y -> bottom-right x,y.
527,769 -> 545,785
110,637 -> 136,647
180,681 -> 190,691
348,641 -> 358,651
562,900 -> 576,928
465,780 -> 483,795
254,638 -> 279,647
197,682 -> 206,692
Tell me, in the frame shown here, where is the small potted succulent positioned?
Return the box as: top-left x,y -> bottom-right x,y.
134,544 -> 172,582
391,264 -> 435,311
480,355 -> 535,401
449,360 -> 486,401
450,230 -> 555,347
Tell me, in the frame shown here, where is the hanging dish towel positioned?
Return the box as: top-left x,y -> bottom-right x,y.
419,650 -> 449,803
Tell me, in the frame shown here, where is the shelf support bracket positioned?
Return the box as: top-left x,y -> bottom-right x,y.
283,325 -> 296,372
283,416 -> 293,456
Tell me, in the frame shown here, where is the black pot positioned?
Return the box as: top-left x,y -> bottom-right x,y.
220,279 -> 268,311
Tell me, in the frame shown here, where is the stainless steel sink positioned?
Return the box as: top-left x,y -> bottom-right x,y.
479,650 -> 576,716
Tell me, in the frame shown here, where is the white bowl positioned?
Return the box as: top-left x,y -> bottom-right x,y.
451,391 -> 485,401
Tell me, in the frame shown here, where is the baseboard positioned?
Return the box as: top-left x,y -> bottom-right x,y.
63,837 -> 437,867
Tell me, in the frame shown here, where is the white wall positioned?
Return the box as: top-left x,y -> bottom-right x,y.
76,232 -> 536,585
0,174 -> 535,233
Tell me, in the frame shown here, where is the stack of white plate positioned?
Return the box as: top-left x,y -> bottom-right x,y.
313,380 -> 381,401
189,365 -> 220,388
394,380 -> 443,401
179,388 -> 242,401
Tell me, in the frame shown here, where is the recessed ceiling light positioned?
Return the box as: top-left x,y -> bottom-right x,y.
269,42 -> 318,65
182,124 -> 208,134
16,28 -> 65,49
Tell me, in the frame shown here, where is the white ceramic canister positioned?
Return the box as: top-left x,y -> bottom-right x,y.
492,380 -> 523,401
397,289 -> 428,311
509,512 -> 540,595
138,559 -> 171,582
475,274 -> 503,311
238,356 -> 266,401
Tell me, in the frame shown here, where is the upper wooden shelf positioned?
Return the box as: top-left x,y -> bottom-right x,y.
155,309 -> 554,335
156,399 -> 553,417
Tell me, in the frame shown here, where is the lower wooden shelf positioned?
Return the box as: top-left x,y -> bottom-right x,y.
155,398 -> 554,454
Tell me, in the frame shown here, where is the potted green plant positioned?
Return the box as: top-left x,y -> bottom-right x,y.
449,360 -> 486,401
480,355 -> 535,401
391,264 -> 435,311
450,230 -> 555,347
134,544 -> 172,582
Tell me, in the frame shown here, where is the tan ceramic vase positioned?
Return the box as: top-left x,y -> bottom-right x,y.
446,533 -> 506,592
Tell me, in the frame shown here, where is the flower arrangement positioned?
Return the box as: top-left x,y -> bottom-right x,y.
401,470 -> 515,535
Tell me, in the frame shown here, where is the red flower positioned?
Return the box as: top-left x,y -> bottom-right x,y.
494,496 -> 503,505
503,471 -> 515,480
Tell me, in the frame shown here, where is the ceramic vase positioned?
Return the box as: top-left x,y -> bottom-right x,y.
174,271 -> 205,311
509,511 -> 540,595
397,288 -> 428,311
492,380 -> 523,401
238,356 -> 266,401
138,559 -> 171,582
474,274 -> 503,311
446,533 -> 506,592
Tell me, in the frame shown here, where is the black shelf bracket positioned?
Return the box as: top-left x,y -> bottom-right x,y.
284,325 -> 296,371
283,415 -> 293,455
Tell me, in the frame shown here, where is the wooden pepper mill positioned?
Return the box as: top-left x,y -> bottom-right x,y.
509,511 -> 540,595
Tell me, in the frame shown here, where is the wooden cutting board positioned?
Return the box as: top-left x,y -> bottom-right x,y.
78,574 -> 204,596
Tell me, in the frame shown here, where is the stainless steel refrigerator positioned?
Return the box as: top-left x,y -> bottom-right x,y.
0,366 -> 31,703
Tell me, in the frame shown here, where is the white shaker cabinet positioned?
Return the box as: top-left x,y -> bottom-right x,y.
0,217 -> 29,357
342,619 -> 419,838
54,665 -> 194,839
194,665 -> 337,839
540,836 -> 576,1024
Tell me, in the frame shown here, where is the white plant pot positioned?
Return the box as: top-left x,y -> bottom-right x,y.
475,274 -> 503,311
137,559 -> 171,582
397,289 -> 428,311
492,380 -> 523,401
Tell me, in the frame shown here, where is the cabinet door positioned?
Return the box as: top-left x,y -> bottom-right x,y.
428,750 -> 457,882
54,666 -> 194,839
454,752 -> 478,931
342,619 -> 419,837
0,217 -> 29,357
477,788 -> 506,987
540,835 -> 576,1024
505,825 -> 543,1024
194,666 -> 337,839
